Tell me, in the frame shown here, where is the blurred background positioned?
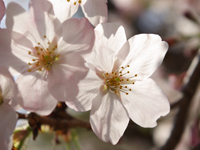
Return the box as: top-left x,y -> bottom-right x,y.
2,0 -> 200,150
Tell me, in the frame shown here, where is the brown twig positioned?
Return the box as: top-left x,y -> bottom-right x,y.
160,55 -> 200,150
17,112 -> 27,119
28,112 -> 91,131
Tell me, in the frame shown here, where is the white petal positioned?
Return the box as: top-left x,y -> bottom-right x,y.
6,2 -> 43,44
119,34 -> 168,80
90,92 -> 129,145
81,0 -> 108,26
66,69 -> 102,111
48,0 -> 79,23
0,104 -> 17,150
121,78 -> 170,128
87,31 -> 116,73
58,18 -> 95,56
0,30 -> 31,75
29,0 -> 56,41
48,52 -> 88,102
0,67 -> 21,110
16,72 -> 57,115
95,22 -> 127,54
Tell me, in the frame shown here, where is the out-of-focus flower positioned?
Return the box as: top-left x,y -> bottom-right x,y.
0,0 -> 5,22
0,67 -> 18,150
68,23 -> 170,144
190,118 -> 200,147
48,0 -> 107,26
0,0 -> 94,115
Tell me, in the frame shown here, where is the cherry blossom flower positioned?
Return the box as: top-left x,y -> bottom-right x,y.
0,0 -> 5,22
0,67 -> 18,150
67,23 -> 170,144
48,0 -> 108,26
0,0 -> 94,115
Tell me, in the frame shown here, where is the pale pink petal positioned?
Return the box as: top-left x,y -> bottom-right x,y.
81,0 -> 108,26
87,31 -> 116,73
90,92 -> 129,145
58,18 -> 95,56
48,0 -> 79,22
0,29 -> 34,75
0,104 -> 17,150
66,69 -> 103,111
48,52 -> 88,102
119,34 -> 168,80
16,72 -> 57,115
29,0 -> 57,41
0,0 -> 5,22
6,2 -> 43,44
95,22 -> 127,54
121,78 -> 170,128
0,67 -> 16,99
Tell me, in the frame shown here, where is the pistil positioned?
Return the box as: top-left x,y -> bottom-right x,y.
27,35 -> 60,73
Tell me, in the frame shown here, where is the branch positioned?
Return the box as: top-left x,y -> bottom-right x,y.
160,54 -> 200,150
27,112 -> 91,131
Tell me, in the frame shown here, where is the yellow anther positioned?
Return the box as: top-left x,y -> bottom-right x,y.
38,68 -> 42,71
74,2 -> 76,5
132,82 -> 135,84
78,0 -> 81,4
67,0 -> 70,2
135,74 -> 137,77
32,59 -> 35,61
126,93 -> 128,95
129,89 -> 132,91
127,71 -> 129,73
127,65 -> 130,67
125,86 -> 127,88
47,42 -> 50,44
28,63 -> 31,65
127,79 -> 129,81
28,69 -> 32,72
38,43 -> 40,45
106,73 -> 109,75
44,35 -> 46,38
28,51 -> 31,54
55,45 -> 57,48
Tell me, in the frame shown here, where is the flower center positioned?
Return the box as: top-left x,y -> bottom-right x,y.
102,65 -> 137,95
27,35 -> 60,73
67,0 -> 82,5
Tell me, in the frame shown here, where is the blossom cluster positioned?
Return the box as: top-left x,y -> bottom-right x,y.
0,0 -> 170,149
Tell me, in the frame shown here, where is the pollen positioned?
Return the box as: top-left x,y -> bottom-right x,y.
102,64 -> 137,96
27,35 -> 60,73
67,0 -> 81,5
